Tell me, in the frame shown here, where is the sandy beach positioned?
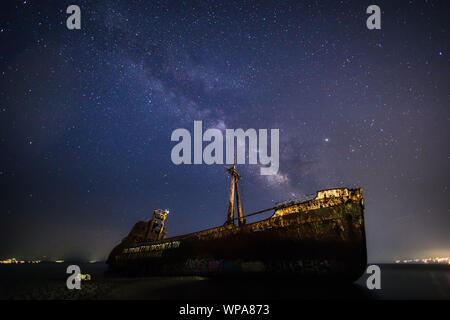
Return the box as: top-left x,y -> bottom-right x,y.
0,263 -> 448,300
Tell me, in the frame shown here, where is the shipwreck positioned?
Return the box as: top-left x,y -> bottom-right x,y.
107,161 -> 367,280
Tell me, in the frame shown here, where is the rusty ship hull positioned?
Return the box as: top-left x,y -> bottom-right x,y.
107,188 -> 367,280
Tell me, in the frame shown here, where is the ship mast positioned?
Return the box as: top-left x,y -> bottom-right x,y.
225,156 -> 244,226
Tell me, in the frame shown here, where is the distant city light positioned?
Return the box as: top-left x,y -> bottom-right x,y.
0,258 -> 65,264
0,258 -> 41,264
394,256 -> 449,265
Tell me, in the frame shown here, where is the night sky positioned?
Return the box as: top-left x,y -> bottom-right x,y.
0,1 -> 448,262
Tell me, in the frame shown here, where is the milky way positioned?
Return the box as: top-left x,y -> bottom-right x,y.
0,1 -> 448,261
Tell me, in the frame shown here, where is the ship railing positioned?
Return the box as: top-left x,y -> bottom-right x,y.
275,194 -> 316,209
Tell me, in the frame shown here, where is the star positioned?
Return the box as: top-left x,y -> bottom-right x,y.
0,0 -> 447,264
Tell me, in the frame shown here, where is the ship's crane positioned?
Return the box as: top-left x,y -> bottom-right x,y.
145,209 -> 169,240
